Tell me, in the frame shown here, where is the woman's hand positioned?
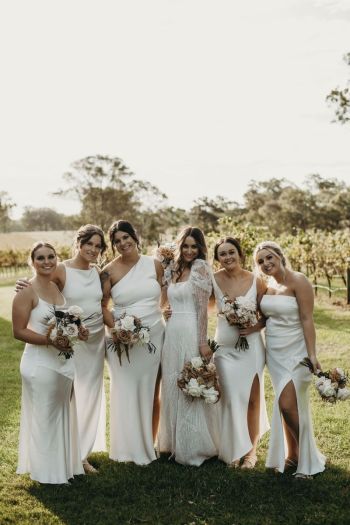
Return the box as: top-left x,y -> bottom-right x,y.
308,354 -> 322,374
163,305 -> 172,321
199,343 -> 213,361
15,278 -> 31,293
78,326 -> 90,342
239,325 -> 258,336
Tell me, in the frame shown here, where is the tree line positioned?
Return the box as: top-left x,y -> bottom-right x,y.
1,155 -> 350,241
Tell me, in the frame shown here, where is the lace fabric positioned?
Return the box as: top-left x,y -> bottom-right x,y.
189,259 -> 213,346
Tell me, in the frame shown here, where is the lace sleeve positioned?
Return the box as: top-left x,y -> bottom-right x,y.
190,259 -> 213,346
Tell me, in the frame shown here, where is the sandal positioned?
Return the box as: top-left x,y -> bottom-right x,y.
284,458 -> 298,471
295,473 -> 313,480
241,455 -> 257,470
83,461 -> 98,474
229,459 -> 240,469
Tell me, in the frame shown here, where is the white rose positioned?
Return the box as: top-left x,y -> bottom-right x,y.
207,362 -> 216,373
121,315 -> 136,331
337,387 -> 350,400
139,328 -> 150,344
191,357 -> 204,369
202,387 -> 219,404
315,377 -> 326,390
68,305 -> 83,318
322,385 -> 337,398
186,378 -> 205,397
222,302 -> 232,314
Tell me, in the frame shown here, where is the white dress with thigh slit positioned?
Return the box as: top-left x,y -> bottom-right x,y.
260,295 -> 325,475
107,255 -> 164,465
213,276 -> 269,464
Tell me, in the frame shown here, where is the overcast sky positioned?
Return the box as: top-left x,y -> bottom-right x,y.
1,0 -> 350,219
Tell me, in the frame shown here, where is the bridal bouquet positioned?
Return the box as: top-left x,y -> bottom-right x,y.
46,305 -> 89,359
177,354 -> 220,404
108,313 -> 156,365
155,242 -> 176,284
221,295 -> 258,350
301,358 -> 350,403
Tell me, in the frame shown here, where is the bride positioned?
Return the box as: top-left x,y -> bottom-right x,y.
159,226 -> 219,466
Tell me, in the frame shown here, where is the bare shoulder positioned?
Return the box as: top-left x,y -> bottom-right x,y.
100,260 -> 117,283
256,275 -> 267,294
291,270 -> 311,287
13,285 -> 36,307
213,268 -> 225,284
153,258 -> 163,272
53,262 -> 66,283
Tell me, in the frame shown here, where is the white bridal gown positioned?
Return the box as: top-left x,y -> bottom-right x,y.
62,265 -> 106,461
213,275 -> 269,464
159,259 -> 219,466
107,255 -> 164,465
260,295 -> 326,476
17,297 -> 84,484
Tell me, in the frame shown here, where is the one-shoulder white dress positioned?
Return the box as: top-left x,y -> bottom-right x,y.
107,255 -> 164,465
260,295 -> 325,475
17,297 -> 84,484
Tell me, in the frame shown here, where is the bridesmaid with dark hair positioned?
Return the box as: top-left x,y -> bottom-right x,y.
101,220 -> 165,465
212,237 -> 269,469
159,226 -> 219,466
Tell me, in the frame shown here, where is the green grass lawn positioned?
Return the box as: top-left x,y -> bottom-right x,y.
1,301 -> 350,525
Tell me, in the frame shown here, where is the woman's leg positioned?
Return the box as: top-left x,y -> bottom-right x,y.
278,380 -> 299,463
241,374 -> 260,468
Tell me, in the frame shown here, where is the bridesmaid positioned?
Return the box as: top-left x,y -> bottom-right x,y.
61,224 -> 108,472
101,220 -> 164,465
16,224 -> 108,473
159,226 -> 219,466
212,237 -> 269,469
254,241 -> 325,478
13,242 -> 84,484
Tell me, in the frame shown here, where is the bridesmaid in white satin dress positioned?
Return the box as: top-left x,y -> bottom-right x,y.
13,242 -> 84,484
61,225 -> 107,471
255,241 -> 326,478
101,220 -> 164,465
159,227 -> 219,466
16,224 -> 108,473
212,237 -> 269,469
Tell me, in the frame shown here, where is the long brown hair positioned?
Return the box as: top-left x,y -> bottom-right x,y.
174,226 -> 207,281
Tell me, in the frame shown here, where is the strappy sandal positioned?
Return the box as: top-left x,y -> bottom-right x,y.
295,473 -> 313,480
241,455 -> 257,470
284,458 -> 298,471
229,459 -> 240,469
83,461 -> 98,474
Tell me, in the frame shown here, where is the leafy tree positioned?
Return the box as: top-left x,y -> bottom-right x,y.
189,196 -> 242,233
55,155 -> 168,236
21,207 -> 67,231
0,192 -> 15,232
326,52 -> 350,124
